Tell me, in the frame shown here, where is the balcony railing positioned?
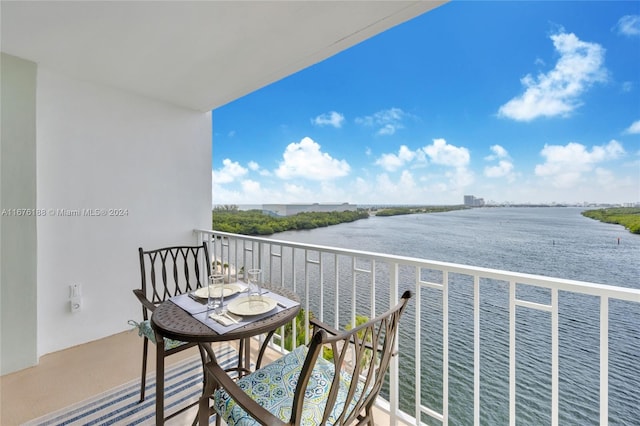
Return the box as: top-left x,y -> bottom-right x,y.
195,229 -> 640,425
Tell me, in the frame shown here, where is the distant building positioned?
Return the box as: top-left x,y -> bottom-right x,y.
263,203 -> 357,217
464,195 -> 485,207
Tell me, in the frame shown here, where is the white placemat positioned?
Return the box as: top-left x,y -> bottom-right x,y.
191,290 -> 300,334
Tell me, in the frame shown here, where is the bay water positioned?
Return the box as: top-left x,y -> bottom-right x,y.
269,207 -> 639,425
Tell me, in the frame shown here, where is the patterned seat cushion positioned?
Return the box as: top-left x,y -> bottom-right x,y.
214,345 -> 365,425
129,319 -> 185,351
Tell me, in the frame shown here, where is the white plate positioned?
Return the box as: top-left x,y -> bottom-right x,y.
192,284 -> 241,299
226,296 -> 277,316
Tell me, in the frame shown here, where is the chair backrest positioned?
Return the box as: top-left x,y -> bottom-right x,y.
138,243 -> 211,319
292,290 -> 412,425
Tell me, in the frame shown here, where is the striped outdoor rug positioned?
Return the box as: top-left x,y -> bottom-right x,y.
24,347 -> 238,426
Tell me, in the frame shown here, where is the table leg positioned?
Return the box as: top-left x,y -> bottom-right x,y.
155,336 -> 165,426
243,337 -> 251,370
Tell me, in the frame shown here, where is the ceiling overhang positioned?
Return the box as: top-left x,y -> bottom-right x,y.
1,1 -> 446,111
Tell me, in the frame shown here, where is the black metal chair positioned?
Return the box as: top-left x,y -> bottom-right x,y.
131,243 -> 211,403
199,290 -> 412,425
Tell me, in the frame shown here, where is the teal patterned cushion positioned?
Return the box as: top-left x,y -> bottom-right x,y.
214,345 -> 365,425
129,320 -> 185,351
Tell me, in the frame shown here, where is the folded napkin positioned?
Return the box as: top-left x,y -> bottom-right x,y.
209,311 -> 241,327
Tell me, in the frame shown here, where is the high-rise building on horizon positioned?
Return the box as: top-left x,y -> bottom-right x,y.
464,195 -> 485,207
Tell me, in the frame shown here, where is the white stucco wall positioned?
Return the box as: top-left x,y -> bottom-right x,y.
36,68 -> 211,356
0,53 -> 38,374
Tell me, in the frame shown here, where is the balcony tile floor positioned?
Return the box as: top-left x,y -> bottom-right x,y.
1,331 -> 399,425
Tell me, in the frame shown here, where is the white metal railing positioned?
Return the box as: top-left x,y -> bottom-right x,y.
195,229 -> 640,425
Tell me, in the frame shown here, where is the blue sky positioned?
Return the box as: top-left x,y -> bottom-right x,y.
212,1 -> 640,206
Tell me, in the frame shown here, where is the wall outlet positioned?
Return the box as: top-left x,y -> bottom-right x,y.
70,296 -> 81,312
70,284 -> 82,312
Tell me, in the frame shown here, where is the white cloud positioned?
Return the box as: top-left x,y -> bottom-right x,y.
377,124 -> 397,136
212,177 -> 312,205
484,145 -> 515,180
624,120 -> 640,134
371,172 -> 452,203
398,170 -> 416,188
212,159 -> 248,184
484,144 -> 510,160
447,166 -> 474,188
247,160 -> 272,176
375,145 -> 416,172
355,108 -> 407,135
370,172 -> 418,203
241,179 -> 261,194
312,111 -> 345,128
485,160 -> 515,178
423,138 -> 470,168
354,176 -> 372,194
361,142 -> 475,203
283,183 -> 313,198
374,173 -> 399,196
420,138 -> 474,190
498,31 -> 607,121
534,140 -> 625,188
594,167 -> 617,187
615,15 -> 640,37
375,153 -> 404,172
274,137 -> 350,180
212,176 -> 256,205
211,184 -> 244,205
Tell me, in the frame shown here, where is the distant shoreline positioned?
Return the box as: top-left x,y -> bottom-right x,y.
372,205 -> 467,216
581,207 -> 640,234
212,205 -> 640,236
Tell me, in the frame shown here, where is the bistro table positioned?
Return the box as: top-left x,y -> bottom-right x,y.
151,285 -> 300,426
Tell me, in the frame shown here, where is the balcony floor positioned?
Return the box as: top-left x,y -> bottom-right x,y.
1,331 -> 399,425
0,330 -> 198,425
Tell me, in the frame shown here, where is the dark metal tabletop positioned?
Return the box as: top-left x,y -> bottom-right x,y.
151,285 -> 300,343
